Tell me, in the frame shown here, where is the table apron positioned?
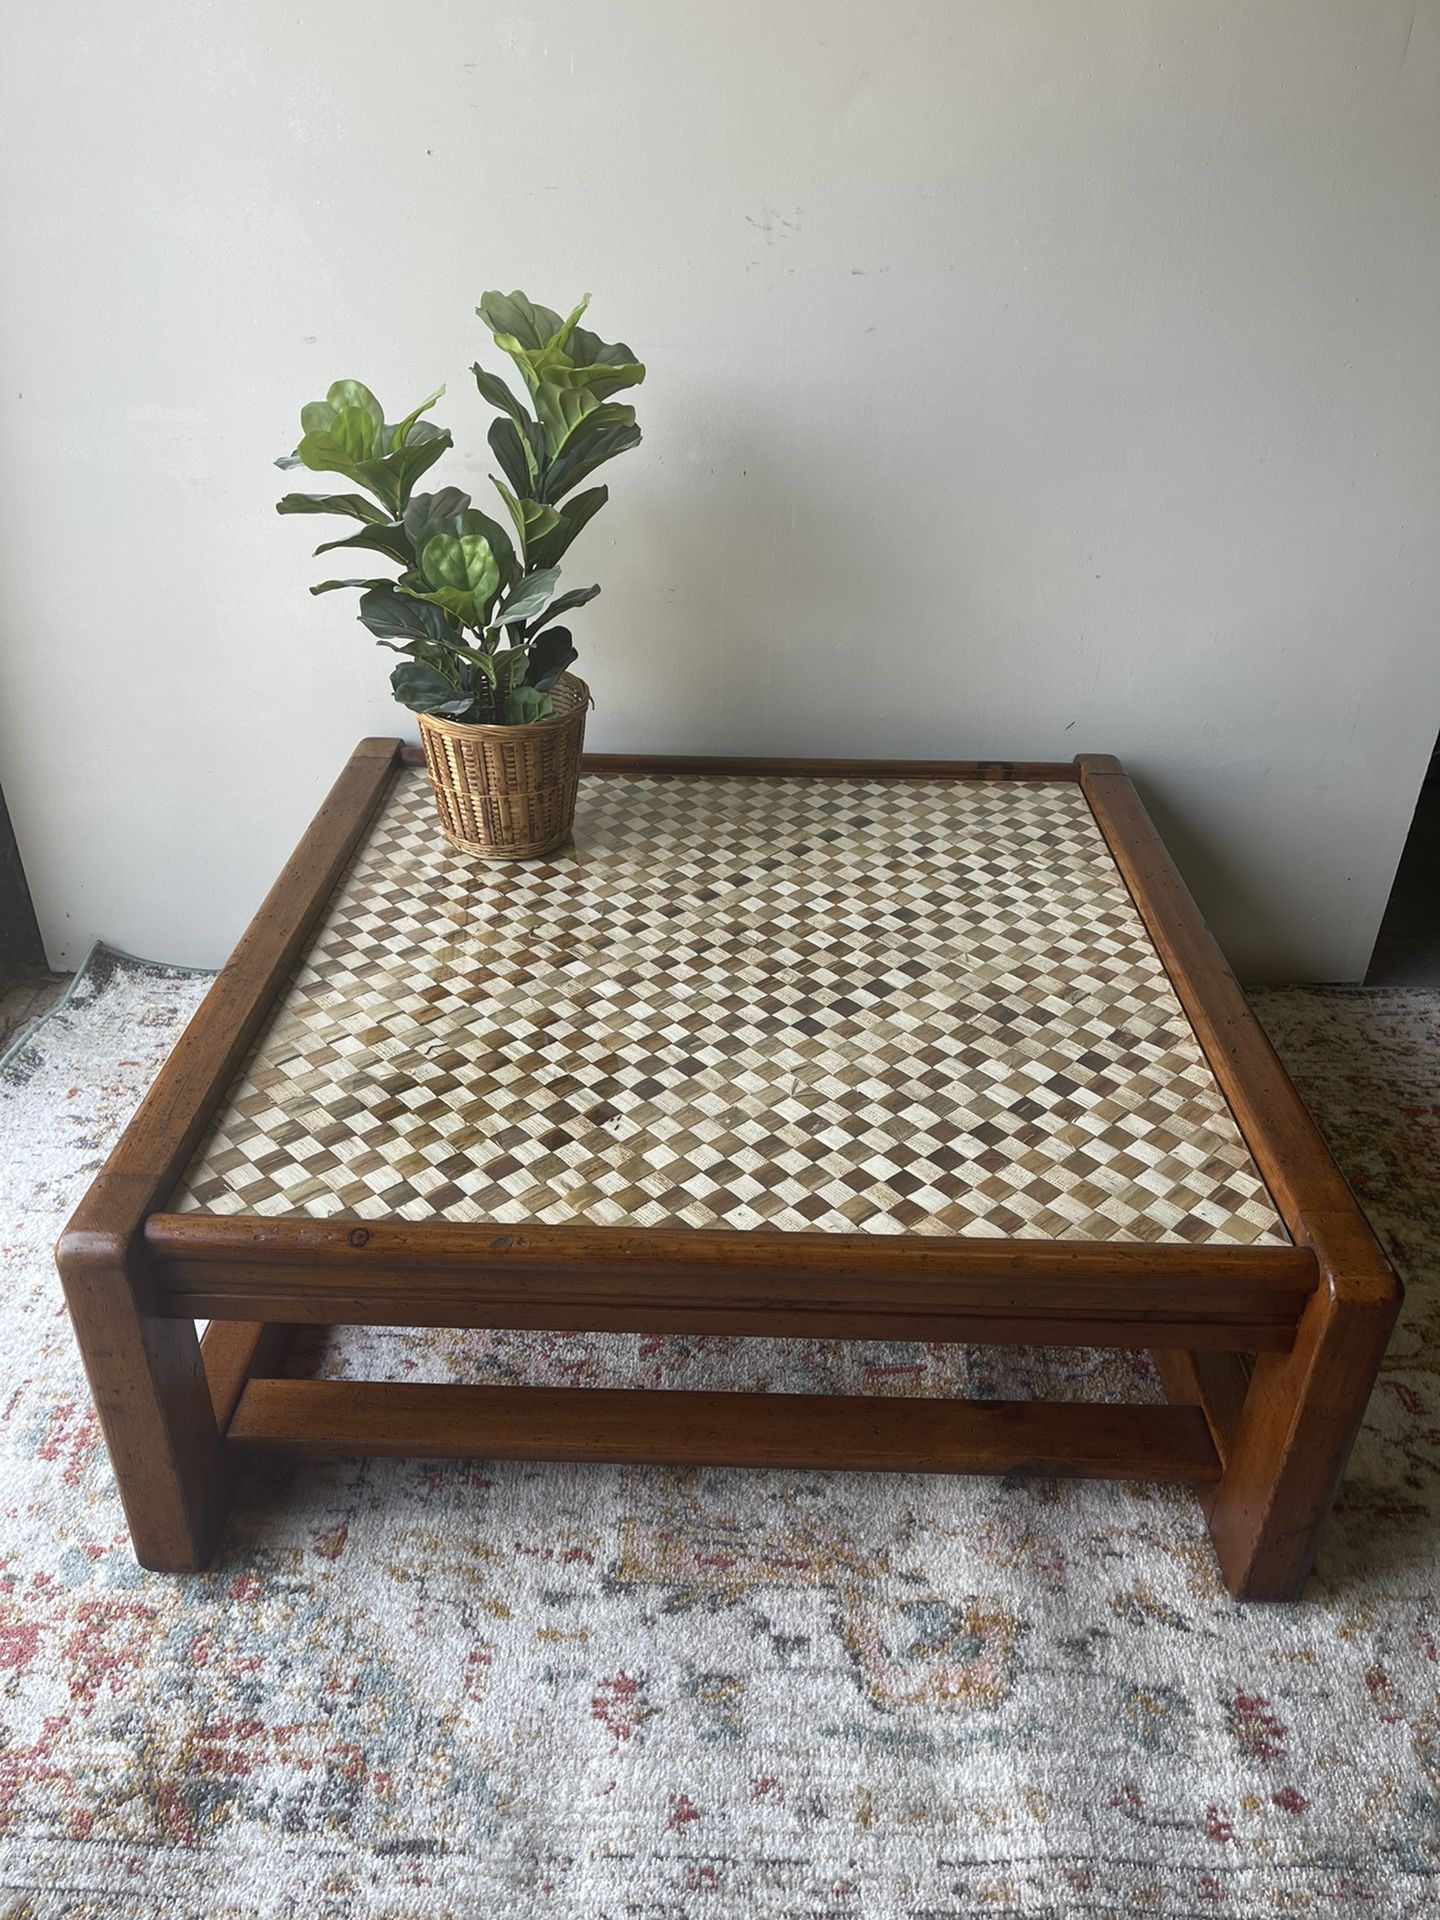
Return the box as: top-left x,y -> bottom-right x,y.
151,1261 -> 1312,1351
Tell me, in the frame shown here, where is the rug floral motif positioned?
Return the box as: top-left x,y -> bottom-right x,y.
0,950 -> 1435,1917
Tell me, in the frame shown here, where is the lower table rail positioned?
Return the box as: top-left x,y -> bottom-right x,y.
223,1377 -> 1222,1484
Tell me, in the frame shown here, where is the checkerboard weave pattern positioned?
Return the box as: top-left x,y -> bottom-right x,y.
170,769 -> 1287,1244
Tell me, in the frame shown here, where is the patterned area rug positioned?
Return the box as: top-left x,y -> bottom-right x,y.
0,948 -> 1435,1917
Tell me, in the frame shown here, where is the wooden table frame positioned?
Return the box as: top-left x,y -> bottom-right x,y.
56,745 -> 1401,1599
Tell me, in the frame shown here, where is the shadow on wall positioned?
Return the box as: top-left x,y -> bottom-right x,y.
1138,779 -> 1311,987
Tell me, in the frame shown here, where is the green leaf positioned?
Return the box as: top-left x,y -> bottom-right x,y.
568,319 -> 644,378
550,295 -> 591,353
387,383 -> 445,451
526,624 -> 577,691
531,582 -> 599,631
491,478 -> 528,549
325,380 -> 385,430
402,490 -> 518,588
277,492 -> 389,525
334,406 -> 384,462
478,290 -> 569,354
373,636 -> 450,672
372,428 -> 452,511
502,684 -> 555,724
499,333 -> 592,400
543,409 -> 641,501
285,389 -> 453,514
313,522 -> 412,565
490,646 -> 530,691
480,290 -> 643,412
526,486 -> 608,570
310,576 -> 394,594
358,586 -> 453,646
534,332 -> 644,406
533,381 -> 607,460
390,659 -> 473,717
453,508 -> 518,586
295,423 -> 374,477
487,416 -> 540,497
313,435 -> 448,517
403,487 -> 473,556
480,291 -> 645,414
538,363 -> 644,407
493,564 -> 561,627
491,480 -> 563,563
421,531 -> 500,598
415,530 -> 501,625
472,363 -> 532,428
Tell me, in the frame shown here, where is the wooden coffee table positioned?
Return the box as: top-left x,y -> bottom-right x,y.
57,745 -> 1400,1598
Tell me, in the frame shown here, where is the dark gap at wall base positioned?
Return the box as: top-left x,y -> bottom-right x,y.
1368,732 -> 1440,988
0,783 -> 45,975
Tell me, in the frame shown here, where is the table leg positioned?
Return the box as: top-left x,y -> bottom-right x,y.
58,1231 -> 228,1572
1158,1221 -> 1399,1599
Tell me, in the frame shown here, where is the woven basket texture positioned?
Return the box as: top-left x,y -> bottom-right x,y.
415,673 -> 588,859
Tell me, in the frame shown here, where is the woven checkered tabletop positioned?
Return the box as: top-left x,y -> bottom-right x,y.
60,746 -> 1399,1597
172,767 -> 1285,1247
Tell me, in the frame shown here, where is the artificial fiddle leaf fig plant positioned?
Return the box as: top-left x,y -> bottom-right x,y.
275,292 -> 645,728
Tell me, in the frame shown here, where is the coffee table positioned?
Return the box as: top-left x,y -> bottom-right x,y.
57,745 -> 1400,1598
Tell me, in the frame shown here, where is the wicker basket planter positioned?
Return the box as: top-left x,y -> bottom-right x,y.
416,673 -> 589,860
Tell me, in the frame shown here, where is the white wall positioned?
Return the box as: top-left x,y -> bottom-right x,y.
1,1 -> 1437,981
